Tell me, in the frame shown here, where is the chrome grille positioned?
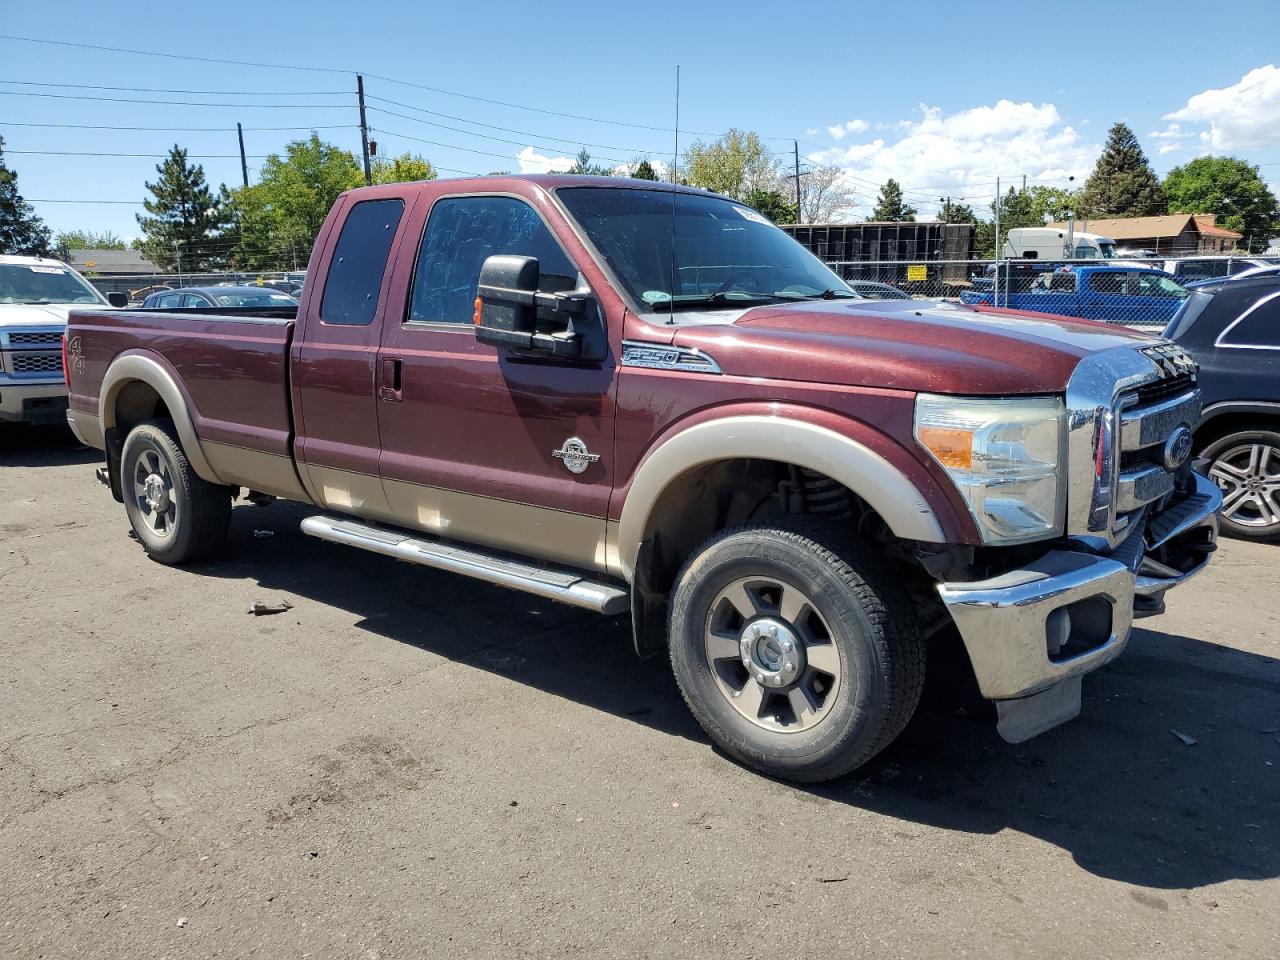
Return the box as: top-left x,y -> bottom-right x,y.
11,353 -> 63,374
8,332 -> 63,346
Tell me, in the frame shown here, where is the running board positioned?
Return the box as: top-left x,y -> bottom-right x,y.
300,515 -> 629,615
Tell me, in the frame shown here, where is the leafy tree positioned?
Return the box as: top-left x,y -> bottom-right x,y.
135,145 -> 236,271
631,159 -> 659,181
55,229 -> 126,251
371,153 -> 437,184
870,179 -> 916,221
230,134 -> 364,270
568,148 -> 613,176
682,129 -> 779,201
0,135 -> 52,256
1025,185 -> 1077,223
796,165 -> 854,223
938,199 -> 977,224
1164,155 -> 1280,251
1077,122 -> 1165,218
744,188 -> 797,224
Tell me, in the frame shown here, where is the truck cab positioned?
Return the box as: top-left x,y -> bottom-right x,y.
1003,227 -> 1117,260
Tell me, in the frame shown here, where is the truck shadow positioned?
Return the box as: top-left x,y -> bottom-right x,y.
201,500 -> 1277,891
0,425 -> 100,467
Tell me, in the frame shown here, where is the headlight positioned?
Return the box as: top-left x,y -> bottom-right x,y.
914,394 -> 1066,545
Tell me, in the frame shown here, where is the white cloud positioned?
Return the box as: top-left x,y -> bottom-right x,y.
826,118 -> 869,141
516,146 -> 574,173
1157,143 -> 1183,156
809,99 -> 1100,219
1165,64 -> 1280,150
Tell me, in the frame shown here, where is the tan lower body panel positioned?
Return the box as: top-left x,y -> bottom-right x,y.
67,408 -> 104,449
302,463 -> 396,519
204,441 -> 309,501
383,477 -> 608,572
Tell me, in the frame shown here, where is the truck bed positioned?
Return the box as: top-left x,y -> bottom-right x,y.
67,306 -> 298,482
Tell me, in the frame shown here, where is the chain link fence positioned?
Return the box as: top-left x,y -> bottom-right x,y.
85,270 -> 306,304
820,255 -> 1280,330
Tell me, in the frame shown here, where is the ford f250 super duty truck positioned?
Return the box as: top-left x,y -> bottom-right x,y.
65,176 -> 1221,782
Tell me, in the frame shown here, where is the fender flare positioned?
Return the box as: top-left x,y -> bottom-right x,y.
1199,400 -> 1280,426
615,414 -> 948,579
100,353 -> 223,484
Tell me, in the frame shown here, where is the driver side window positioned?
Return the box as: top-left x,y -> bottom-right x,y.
408,196 -> 578,324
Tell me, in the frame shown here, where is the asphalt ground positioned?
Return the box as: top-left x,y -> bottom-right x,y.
1,426 -> 1277,959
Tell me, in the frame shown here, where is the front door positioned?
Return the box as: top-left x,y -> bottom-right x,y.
375,191 -> 618,572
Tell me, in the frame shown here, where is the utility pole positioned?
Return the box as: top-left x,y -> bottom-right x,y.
993,177 -> 1001,308
236,122 -> 249,188
793,141 -> 802,223
357,74 -> 372,186
174,240 -> 184,287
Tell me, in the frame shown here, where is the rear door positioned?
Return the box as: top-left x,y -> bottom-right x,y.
292,191 -> 414,519
373,189 -> 618,571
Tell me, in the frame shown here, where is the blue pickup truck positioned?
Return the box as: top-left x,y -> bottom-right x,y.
961,265 -> 1189,328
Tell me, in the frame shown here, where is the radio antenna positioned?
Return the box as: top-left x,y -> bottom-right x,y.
668,64 -> 680,322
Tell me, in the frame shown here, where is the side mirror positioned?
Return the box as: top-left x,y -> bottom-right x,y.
473,255 -> 589,358
106,291 -> 128,308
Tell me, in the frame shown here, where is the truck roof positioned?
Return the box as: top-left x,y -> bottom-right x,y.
342,173 -> 721,200
0,254 -> 75,267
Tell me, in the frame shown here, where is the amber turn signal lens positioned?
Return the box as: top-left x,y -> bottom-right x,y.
916,425 -> 973,470
473,297 -> 484,325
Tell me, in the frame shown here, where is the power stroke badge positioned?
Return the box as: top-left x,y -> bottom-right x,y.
552,437 -> 600,475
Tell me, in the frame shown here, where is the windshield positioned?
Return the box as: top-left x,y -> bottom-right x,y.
213,291 -> 298,307
1098,241 -> 1117,259
0,263 -> 104,305
556,187 -> 851,313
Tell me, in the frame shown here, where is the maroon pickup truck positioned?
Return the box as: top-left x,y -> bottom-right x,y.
65,175 -> 1220,782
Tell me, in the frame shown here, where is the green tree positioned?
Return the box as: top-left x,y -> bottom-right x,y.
230,134 -> 364,270
1025,185 -> 1077,223
744,188 -> 798,224
568,148 -> 613,176
55,229 -> 127,251
1077,122 -> 1165,218
682,129 -> 779,201
938,199 -> 977,224
135,145 -> 236,271
0,135 -> 52,256
870,179 -> 916,221
371,153 -> 437,185
631,159 -> 659,181
1164,155 -> 1280,251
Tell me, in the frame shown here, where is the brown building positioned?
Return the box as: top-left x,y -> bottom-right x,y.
1046,214 -> 1242,255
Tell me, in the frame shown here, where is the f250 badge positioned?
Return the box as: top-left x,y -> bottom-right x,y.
552,437 -> 600,475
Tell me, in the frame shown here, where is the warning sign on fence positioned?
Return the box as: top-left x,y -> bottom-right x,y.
906,264 -> 928,282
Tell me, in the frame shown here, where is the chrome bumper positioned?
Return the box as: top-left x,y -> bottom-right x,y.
938,473 -> 1221,742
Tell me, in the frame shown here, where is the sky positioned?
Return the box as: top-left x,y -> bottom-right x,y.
4,0 -> 1280,241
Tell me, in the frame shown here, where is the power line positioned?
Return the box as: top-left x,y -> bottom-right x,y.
0,79 -> 348,96
0,90 -> 351,108
367,111 -> 630,165
2,120 -> 359,132
10,149 -> 272,158
366,125 -> 592,166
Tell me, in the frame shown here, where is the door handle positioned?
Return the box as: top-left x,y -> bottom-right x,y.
379,357 -> 403,402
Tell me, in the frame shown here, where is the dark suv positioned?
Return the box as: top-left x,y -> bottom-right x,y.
1165,270 -> 1280,542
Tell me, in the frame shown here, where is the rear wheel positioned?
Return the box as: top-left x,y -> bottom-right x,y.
121,420 -> 231,563
667,522 -> 925,783
1202,428 -> 1280,543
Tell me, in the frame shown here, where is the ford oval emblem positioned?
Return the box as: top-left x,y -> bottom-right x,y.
1162,426 -> 1194,471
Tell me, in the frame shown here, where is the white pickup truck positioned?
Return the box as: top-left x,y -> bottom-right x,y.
0,255 -> 122,425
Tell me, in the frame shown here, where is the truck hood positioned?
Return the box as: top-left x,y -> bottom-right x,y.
670,299 -> 1156,395
0,302 -> 109,329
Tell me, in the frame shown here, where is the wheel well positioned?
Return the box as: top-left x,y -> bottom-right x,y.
103,380 -> 173,501
1195,411 -> 1280,451
629,458 -> 907,656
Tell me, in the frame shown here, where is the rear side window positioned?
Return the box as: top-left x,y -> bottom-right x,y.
1221,290 -> 1280,348
1089,272 -> 1124,294
408,196 -> 577,324
320,198 -> 405,326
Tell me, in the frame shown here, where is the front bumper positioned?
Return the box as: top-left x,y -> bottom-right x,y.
937,472 -> 1221,742
0,379 -> 68,424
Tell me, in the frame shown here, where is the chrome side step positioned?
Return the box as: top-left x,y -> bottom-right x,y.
300,515 -> 629,615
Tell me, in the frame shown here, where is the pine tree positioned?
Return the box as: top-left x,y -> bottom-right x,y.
631,159 -> 659,181
135,145 -> 236,271
870,179 -> 916,221
1077,122 -> 1166,218
938,199 -> 977,224
0,136 -> 53,256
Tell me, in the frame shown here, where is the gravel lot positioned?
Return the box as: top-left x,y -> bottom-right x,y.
2,427 -> 1277,959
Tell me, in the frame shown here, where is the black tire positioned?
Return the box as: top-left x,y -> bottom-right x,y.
1201,427 -> 1280,544
121,419 -> 231,564
668,522 -> 925,783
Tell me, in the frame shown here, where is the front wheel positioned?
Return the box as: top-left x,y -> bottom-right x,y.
121,420 -> 231,564
668,523 -> 925,783
1203,428 -> 1280,543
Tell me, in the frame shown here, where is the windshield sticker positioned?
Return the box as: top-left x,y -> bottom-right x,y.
27,266 -> 64,274
642,290 -> 672,304
734,206 -> 772,226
